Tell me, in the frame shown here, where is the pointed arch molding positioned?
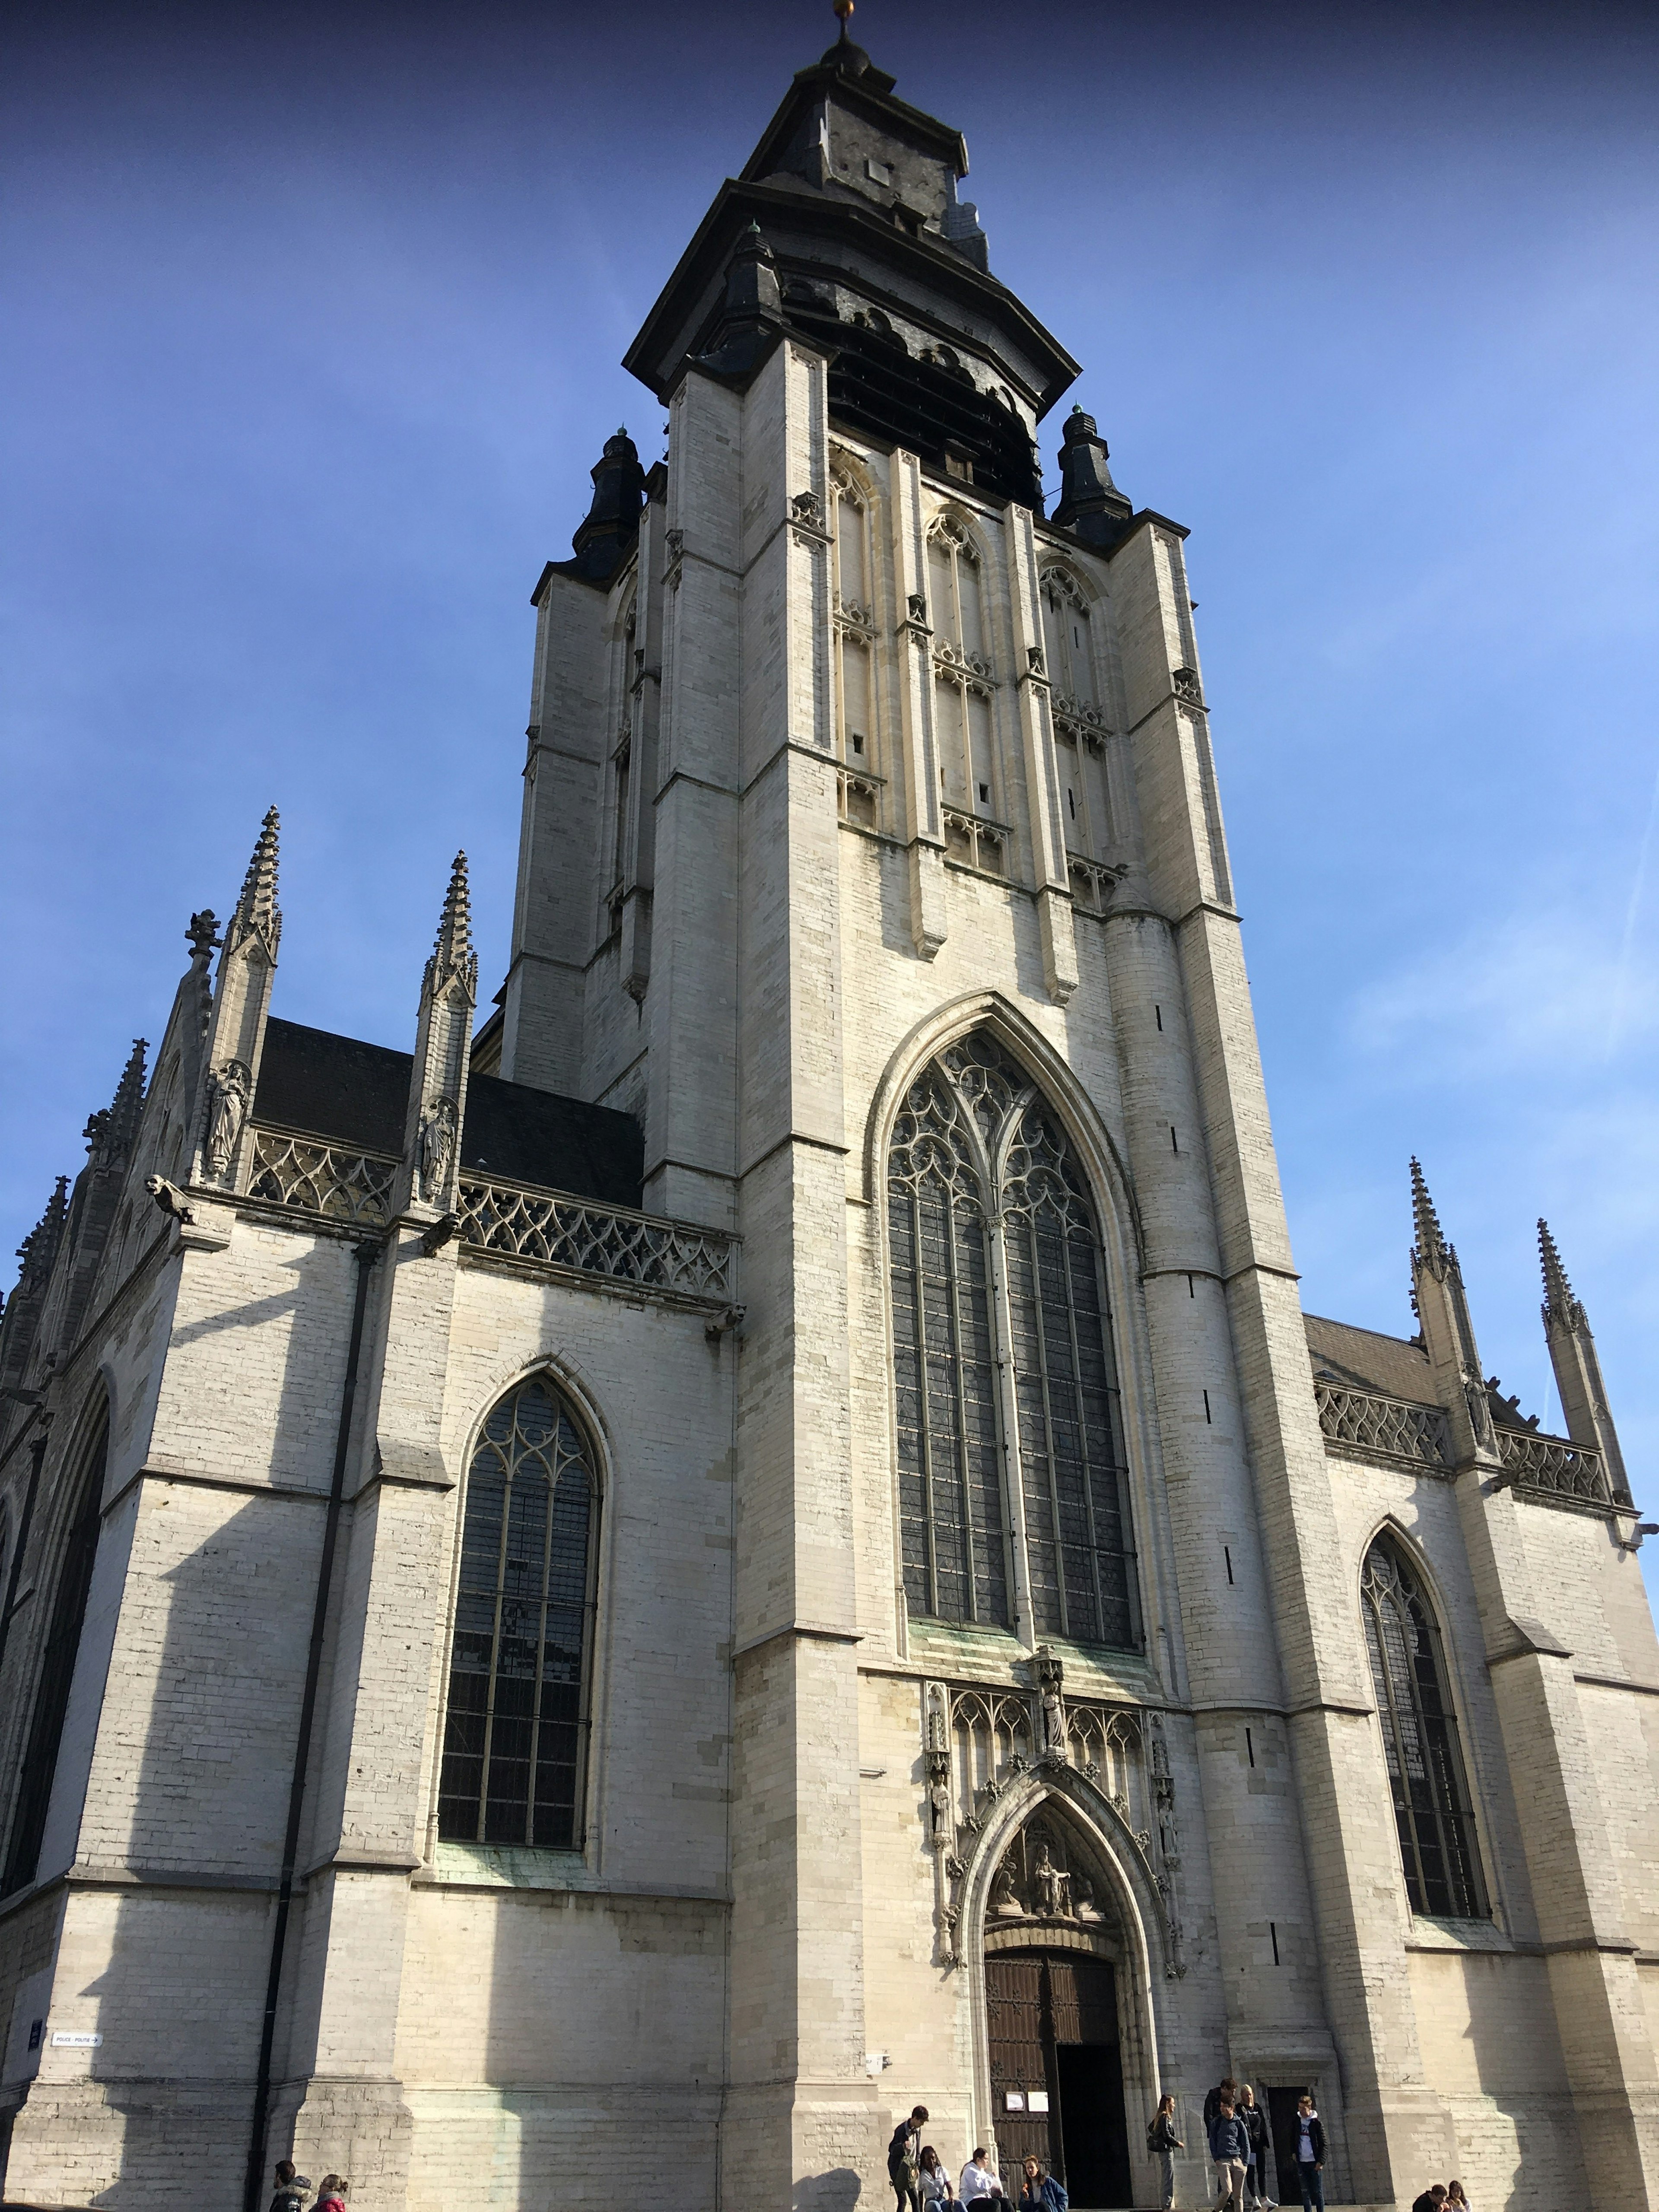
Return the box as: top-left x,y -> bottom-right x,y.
862,992 -> 1144,1272
930,1683 -> 1185,1986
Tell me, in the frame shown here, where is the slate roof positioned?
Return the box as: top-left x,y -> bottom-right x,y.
254,1018 -> 644,1211
1303,1313 -> 1436,1402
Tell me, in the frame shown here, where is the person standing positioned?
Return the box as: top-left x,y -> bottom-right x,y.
269,2163 -> 311,2212
1204,2077 -> 1240,2136
1148,2094 -> 1182,2210
1291,2098 -> 1325,2212
889,2107 -> 929,2212
1208,2099 -> 1249,2212
1237,2086 -> 1274,2209
314,2177 -> 348,2212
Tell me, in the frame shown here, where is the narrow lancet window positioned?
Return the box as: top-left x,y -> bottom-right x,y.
886,1031 -> 1138,1648
439,1375 -> 597,1851
1361,1535 -> 1486,1919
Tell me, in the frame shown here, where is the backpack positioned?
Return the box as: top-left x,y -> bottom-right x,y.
1146,2119 -> 1160,2153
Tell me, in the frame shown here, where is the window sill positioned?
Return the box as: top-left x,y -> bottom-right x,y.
425,1841 -> 586,1889
1404,1914 -> 1511,1953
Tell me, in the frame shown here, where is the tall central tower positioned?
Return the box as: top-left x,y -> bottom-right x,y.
493,21 -> 1427,2202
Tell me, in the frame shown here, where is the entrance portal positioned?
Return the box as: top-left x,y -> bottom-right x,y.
985,1951 -> 1131,2208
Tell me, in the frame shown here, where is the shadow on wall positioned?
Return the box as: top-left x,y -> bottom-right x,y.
795,2170 -> 862,2212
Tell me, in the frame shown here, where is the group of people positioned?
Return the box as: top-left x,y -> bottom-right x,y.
1184,2079 -> 1306,2212
1411,2184 -> 1473,2212
888,2109 -> 1067,2212
270,2161 -> 347,2212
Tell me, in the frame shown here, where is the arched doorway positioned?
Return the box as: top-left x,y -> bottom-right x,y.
982,1815 -> 1134,2207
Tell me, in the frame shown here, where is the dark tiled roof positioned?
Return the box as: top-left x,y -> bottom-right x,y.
255,1018 -> 643,1210
1303,1313 -> 1435,1402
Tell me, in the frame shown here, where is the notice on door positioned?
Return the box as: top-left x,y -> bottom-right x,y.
1004,2091 -> 1025,2110
1028,2091 -> 1050,2113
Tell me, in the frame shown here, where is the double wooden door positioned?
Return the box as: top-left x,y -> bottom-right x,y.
985,1950 -> 1131,2206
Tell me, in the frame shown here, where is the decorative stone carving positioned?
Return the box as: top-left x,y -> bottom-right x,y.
1031,1840 -> 1071,1918
145,1175 -> 195,1226
1171,664 -> 1204,708
1035,1646 -> 1067,1759
907,593 -> 928,626
186,910 -> 219,959
790,489 -> 821,527
204,1059 -> 252,1180
989,1856 -> 1024,1916
417,1096 -> 457,1203
1027,645 -> 1046,676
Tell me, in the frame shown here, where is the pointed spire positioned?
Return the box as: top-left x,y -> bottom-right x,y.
16,1177 -> 70,1281
1538,1219 -> 1581,1328
434,851 -> 473,970
226,807 -> 281,957
1409,1157 -> 1451,1275
110,1038 -> 149,1157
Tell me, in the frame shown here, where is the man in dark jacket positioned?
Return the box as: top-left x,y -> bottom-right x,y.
1208,2100 -> 1249,2212
889,2107 -> 929,2212
1409,2190 -> 1447,2212
1291,2097 -> 1326,2212
1203,2076 -> 1240,2134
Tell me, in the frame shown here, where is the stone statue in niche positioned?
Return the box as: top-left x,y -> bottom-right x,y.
1034,1646 -> 1067,1758
927,1751 -> 953,1850
418,1095 -> 457,1202
205,1059 -> 252,1179
1072,1873 -> 1103,1923
1032,1841 -> 1071,1919
990,1856 -> 1024,1916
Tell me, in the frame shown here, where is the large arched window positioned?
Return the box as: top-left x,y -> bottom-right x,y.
1361,1535 -> 1486,1919
887,1031 -> 1138,1648
439,1375 -> 598,1851
3,1403 -> 108,1897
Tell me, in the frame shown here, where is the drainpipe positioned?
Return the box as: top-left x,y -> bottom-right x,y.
242,1234 -> 384,2212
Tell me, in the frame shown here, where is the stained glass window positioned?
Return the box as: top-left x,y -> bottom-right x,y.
439,1375 -> 597,1850
1361,1535 -> 1486,1919
887,1031 -> 1138,1648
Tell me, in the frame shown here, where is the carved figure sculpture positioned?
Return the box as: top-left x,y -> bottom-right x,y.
205,1059 -> 252,1179
1072,1873 -> 1102,1922
418,1096 -> 457,1202
990,1857 -> 1024,1916
1032,1841 -> 1071,1918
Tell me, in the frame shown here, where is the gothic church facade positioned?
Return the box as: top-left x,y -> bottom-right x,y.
2,29 -> 1656,2212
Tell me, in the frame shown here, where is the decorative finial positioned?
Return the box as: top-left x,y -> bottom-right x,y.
1408,1157 -> 1446,1263
186,910 -> 220,960
110,1038 -> 149,1155
1538,1219 -> 1582,1328
834,0 -> 854,28
434,851 -> 474,969
227,806 -> 282,956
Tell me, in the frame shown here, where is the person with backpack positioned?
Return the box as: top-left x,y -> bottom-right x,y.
1208,2098 -> 1249,2212
889,2107 -> 929,2212
1237,2086 -> 1274,2209
1018,2158 -> 1067,2212
1147,2094 -> 1182,2209
268,2163 -> 310,2212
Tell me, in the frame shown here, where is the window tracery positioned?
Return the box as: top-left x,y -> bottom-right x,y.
439,1374 -> 598,1852
928,516 -> 1001,871
831,464 -> 881,826
887,1030 -> 1138,1648
1040,568 -> 1113,893
1360,1534 -> 1485,1919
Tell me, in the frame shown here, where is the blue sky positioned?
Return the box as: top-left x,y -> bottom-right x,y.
4,1 -> 1656,1597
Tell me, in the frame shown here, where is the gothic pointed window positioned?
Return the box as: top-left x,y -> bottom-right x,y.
887,1031 -> 1138,1647
1361,1535 -> 1486,1919
832,464 -> 880,826
3,1402 -> 108,1897
928,516 -> 1003,874
439,1374 -> 598,1851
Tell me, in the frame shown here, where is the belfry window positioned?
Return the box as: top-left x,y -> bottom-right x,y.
928,517 -> 1001,871
887,1031 -> 1138,1648
832,469 -> 879,810
439,1375 -> 598,1851
1361,1535 -> 1486,1920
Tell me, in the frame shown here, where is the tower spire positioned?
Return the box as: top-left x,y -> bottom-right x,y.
401,852 -> 478,1222
1538,1219 -> 1629,1503
1409,1155 -> 1450,1276
226,806 -> 281,958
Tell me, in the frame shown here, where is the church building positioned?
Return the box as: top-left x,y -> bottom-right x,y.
2,23 -> 1656,2212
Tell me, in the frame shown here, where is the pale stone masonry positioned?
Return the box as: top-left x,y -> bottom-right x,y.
2,28 -> 1656,2212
